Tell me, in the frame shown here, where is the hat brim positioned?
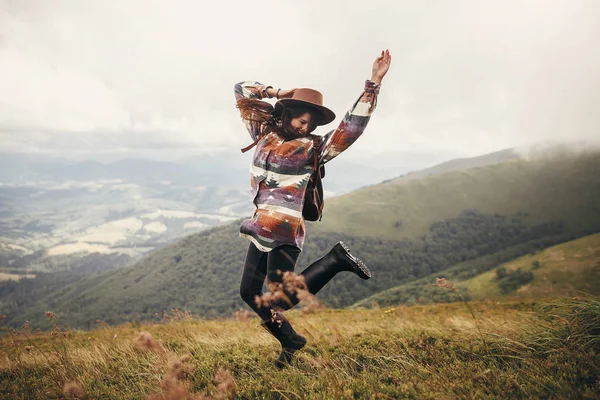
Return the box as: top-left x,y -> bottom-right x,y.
274,99 -> 336,126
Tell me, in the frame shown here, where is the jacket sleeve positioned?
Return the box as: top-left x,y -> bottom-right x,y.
234,80 -> 271,141
317,80 -> 380,164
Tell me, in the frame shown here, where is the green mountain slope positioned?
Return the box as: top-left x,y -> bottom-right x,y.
460,233 -> 600,299
354,233 -> 600,308
4,149 -> 600,329
316,149 -> 600,239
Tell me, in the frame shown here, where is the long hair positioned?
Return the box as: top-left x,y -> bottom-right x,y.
236,98 -> 319,139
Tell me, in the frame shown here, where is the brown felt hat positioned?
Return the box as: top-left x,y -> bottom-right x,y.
274,88 -> 336,126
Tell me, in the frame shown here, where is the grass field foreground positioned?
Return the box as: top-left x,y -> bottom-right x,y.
1,296 -> 599,399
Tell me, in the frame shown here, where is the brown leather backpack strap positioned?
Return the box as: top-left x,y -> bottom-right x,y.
240,136 -> 261,153
312,136 -> 320,171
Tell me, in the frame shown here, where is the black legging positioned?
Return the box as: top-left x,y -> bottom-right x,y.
239,242 -> 339,321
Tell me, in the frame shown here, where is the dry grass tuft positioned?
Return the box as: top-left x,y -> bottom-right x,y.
214,367 -> 236,400
135,331 -> 166,354
147,355 -> 236,400
167,355 -> 192,381
156,308 -> 194,323
254,282 -> 286,309
63,381 -> 85,399
434,277 -> 455,290
232,309 -> 254,322
147,375 -> 193,400
147,354 -> 195,400
253,270 -> 325,314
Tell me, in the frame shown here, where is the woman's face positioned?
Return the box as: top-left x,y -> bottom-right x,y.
288,112 -> 313,136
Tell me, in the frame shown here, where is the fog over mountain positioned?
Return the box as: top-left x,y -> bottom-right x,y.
1,0 -> 599,164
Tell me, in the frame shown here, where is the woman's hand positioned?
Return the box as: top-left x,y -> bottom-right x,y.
245,85 -> 266,98
371,49 -> 392,85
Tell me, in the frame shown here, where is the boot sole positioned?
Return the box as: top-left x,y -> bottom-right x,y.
338,241 -> 371,279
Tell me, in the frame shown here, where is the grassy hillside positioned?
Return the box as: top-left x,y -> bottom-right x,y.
460,233 -> 600,300
317,150 -> 600,239
355,233 -> 600,308
2,150 -> 600,329
1,297 -> 598,399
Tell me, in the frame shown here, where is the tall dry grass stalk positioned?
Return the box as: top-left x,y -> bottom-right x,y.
434,277 -> 489,352
2,311 -> 86,399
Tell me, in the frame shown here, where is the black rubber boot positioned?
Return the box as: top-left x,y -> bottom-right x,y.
331,241 -> 371,280
267,241 -> 372,312
260,312 -> 307,369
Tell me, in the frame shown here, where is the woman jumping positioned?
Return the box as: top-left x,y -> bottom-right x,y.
235,49 -> 392,368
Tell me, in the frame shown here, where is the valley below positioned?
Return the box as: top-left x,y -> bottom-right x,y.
0,178 -> 250,273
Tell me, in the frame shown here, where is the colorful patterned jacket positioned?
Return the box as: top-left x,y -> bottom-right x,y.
235,80 -> 380,252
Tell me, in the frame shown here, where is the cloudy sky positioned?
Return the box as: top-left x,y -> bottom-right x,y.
1,0 -> 599,163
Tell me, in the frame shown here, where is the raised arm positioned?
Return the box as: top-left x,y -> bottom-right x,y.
234,82 -> 298,140
234,81 -> 272,140
318,50 -> 392,164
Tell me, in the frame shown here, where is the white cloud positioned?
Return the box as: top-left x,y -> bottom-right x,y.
1,0 -> 599,161
1,47 -> 129,132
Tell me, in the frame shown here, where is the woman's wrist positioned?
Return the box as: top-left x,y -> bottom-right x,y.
365,79 -> 381,94
370,76 -> 383,85
265,87 -> 279,98
259,85 -> 273,99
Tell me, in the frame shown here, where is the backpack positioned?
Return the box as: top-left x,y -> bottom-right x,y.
240,135 -> 325,222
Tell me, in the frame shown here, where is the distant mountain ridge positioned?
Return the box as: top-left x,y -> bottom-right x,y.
0,153 -> 240,186
388,148 -> 520,182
